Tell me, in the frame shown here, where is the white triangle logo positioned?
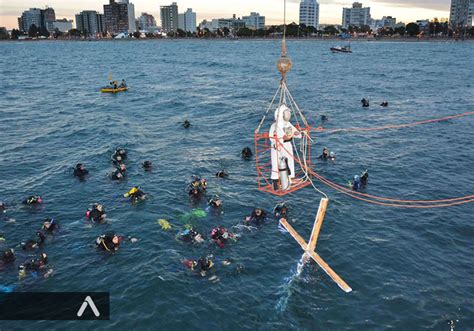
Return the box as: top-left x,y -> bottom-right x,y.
77,296 -> 100,317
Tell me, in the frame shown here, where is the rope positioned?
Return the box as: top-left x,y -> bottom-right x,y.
316,111 -> 474,134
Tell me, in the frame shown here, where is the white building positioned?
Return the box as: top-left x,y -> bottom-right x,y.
18,8 -> 42,32
52,19 -> 73,32
299,0 -> 319,29
243,12 -> 265,30
177,8 -> 196,33
449,0 -> 474,28
342,2 -> 371,28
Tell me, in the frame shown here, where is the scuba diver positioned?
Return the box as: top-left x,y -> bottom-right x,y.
1,248 -> 15,265
188,175 -> 207,198
111,164 -> 126,180
18,253 -> 48,273
21,232 -> 46,251
182,120 -> 191,129
73,163 -> 89,178
329,151 -> 336,161
273,203 -> 288,219
96,233 -> 122,252
380,101 -> 389,107
321,114 -> 328,122
360,170 -> 369,186
111,148 -> 127,165
351,170 -> 368,191
241,147 -> 253,160
215,170 -> 228,178
42,218 -> 59,233
142,161 -> 152,171
0,201 -> 5,213
245,208 -> 267,225
185,256 -> 214,276
361,98 -> 370,107
177,227 -> 205,244
86,204 -> 107,223
317,147 -> 330,160
208,195 -> 222,209
119,79 -> 127,88
23,195 -> 43,205
210,226 -> 238,248
124,187 -> 146,203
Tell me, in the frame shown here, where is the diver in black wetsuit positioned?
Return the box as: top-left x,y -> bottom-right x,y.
142,161 -> 152,171
111,164 -> 126,180
19,253 -> 48,272
96,234 -> 122,252
73,163 -> 89,178
208,195 -> 222,209
273,203 -> 288,218
111,148 -> 127,165
241,147 -> 252,160
23,195 -> 43,205
361,98 -> 370,107
21,232 -> 46,250
245,208 -> 267,225
215,170 -> 228,178
1,248 -> 15,265
124,187 -> 146,203
177,228 -> 204,244
42,218 -> 59,233
317,147 -> 330,160
86,204 -> 107,223
183,120 -> 191,129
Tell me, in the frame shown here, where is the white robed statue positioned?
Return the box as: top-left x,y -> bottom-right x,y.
269,104 -> 301,189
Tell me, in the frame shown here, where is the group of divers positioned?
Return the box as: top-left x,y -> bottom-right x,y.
1,115 -> 370,283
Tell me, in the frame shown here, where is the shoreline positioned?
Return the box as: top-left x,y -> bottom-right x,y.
2,37 -> 473,43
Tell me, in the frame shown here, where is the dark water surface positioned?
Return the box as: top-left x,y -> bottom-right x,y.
0,40 -> 473,330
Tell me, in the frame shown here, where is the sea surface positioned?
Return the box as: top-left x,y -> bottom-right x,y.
0,40 -> 473,330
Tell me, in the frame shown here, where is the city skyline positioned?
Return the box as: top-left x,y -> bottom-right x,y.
1,0 -> 452,29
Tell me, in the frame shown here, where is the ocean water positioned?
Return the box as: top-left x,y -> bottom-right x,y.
0,40 -> 473,330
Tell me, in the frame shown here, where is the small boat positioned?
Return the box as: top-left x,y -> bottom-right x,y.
330,45 -> 352,53
100,87 -> 128,93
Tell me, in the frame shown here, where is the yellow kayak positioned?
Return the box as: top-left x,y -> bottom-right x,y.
100,87 -> 128,93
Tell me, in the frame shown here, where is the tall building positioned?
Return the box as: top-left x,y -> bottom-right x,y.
342,2 -> 371,28
76,10 -> 104,35
103,0 -> 136,34
178,8 -> 197,33
18,7 -> 57,33
449,0 -> 474,28
138,13 -> 156,30
42,7 -> 56,31
299,0 -> 319,29
243,12 -> 265,30
160,2 -> 179,33
18,8 -> 42,32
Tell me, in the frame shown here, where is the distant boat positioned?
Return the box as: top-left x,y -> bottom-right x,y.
330,45 -> 352,53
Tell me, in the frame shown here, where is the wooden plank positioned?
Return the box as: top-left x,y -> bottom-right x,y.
279,218 -> 307,251
307,198 -> 329,253
279,217 -> 352,293
308,251 -> 352,293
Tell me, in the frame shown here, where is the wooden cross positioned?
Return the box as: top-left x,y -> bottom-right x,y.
279,198 -> 352,293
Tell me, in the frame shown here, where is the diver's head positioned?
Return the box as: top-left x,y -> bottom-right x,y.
40,252 -> 48,264
96,204 -> 103,211
143,161 -> 152,169
119,164 -> 126,171
354,175 -> 360,182
112,235 -> 121,245
2,248 -> 15,262
323,148 -> 329,155
255,208 -> 263,216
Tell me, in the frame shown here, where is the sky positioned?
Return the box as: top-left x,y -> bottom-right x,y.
0,0 -> 451,30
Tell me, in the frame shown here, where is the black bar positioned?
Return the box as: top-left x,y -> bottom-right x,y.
0,292 -> 109,320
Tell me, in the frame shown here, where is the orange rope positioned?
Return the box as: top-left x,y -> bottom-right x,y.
315,111 -> 474,134
274,136 -> 474,208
